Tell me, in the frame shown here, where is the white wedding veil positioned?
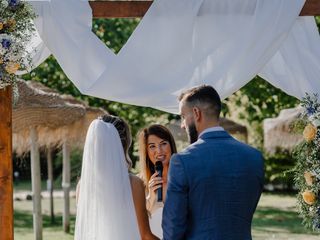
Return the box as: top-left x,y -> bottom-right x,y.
74,119 -> 140,240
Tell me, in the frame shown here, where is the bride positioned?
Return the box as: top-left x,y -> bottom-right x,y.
75,115 -> 159,240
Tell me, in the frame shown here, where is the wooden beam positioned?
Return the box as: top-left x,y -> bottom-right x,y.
89,0 -> 320,18
300,0 -> 320,16
90,0 -> 152,18
0,86 -> 13,240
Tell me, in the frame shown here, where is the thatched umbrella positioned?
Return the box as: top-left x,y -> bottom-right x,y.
12,80 -> 107,234
13,80 -> 86,154
13,80 -> 106,154
263,107 -> 303,154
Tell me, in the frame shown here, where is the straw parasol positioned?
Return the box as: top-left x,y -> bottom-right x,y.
263,107 -> 303,154
12,80 -> 107,155
12,80 -> 86,154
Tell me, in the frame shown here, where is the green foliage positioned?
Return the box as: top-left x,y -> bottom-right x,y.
53,149 -> 82,186
234,76 -> 299,123
315,16 -> 320,31
92,18 -> 139,54
264,150 -> 295,188
229,76 -> 299,148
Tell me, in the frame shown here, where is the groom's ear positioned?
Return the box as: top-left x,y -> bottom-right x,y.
192,107 -> 201,122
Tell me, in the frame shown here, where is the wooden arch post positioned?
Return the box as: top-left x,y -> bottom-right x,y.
1,1 -> 320,239
0,86 -> 13,240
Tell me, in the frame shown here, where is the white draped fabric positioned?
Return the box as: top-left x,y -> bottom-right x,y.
260,17 -> 320,99
26,0 -> 320,113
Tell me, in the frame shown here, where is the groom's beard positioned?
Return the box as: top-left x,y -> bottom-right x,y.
187,122 -> 198,144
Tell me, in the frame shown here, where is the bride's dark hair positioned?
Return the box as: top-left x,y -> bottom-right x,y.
100,114 -> 133,169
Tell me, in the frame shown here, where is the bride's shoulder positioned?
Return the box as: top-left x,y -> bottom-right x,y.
129,174 -> 145,191
129,174 -> 147,207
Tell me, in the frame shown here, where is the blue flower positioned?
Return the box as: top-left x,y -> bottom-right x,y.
1,39 -> 11,49
313,218 -> 320,230
307,107 -> 316,116
8,0 -> 20,7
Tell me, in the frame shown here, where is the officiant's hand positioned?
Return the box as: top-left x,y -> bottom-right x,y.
146,172 -> 163,211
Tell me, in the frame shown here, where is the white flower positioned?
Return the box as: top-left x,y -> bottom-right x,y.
6,51 -> 22,62
308,115 -> 315,122
0,45 -> 6,55
0,0 -> 8,8
0,34 -> 12,43
312,119 -> 320,127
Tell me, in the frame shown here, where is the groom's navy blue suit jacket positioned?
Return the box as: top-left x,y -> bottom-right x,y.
162,130 -> 264,240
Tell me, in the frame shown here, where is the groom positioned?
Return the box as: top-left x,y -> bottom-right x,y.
162,85 -> 264,239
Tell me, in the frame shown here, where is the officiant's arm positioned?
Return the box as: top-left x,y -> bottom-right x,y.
162,154 -> 188,240
130,175 -> 160,240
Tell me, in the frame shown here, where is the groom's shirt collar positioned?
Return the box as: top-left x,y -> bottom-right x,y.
198,126 -> 225,138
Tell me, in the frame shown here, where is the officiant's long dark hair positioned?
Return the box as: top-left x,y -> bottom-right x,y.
138,124 -> 177,186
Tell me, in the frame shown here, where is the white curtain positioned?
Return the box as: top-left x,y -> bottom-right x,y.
28,0 -> 116,91
27,0 -> 320,114
260,17 -> 320,100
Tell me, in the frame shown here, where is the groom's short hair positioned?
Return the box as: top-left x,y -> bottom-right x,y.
179,85 -> 221,120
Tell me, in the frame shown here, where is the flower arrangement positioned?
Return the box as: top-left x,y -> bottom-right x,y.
0,0 -> 36,94
293,93 -> 320,231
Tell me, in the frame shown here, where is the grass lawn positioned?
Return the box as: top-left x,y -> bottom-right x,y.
14,192 -> 320,240
252,193 -> 319,239
14,197 -> 76,240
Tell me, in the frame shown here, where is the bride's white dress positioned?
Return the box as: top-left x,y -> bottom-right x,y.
149,202 -> 164,238
75,120 -> 140,240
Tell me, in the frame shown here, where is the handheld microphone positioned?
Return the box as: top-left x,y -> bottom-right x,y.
155,161 -> 163,202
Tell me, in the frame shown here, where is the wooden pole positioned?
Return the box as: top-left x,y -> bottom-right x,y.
62,142 -> 70,233
0,86 -> 13,240
30,127 -> 43,240
46,147 -> 55,224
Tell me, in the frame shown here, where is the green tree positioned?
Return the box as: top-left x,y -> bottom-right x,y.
229,77 -> 299,149
234,77 -> 299,122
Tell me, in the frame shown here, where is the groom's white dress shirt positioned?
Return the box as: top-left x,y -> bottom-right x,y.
198,126 -> 225,138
